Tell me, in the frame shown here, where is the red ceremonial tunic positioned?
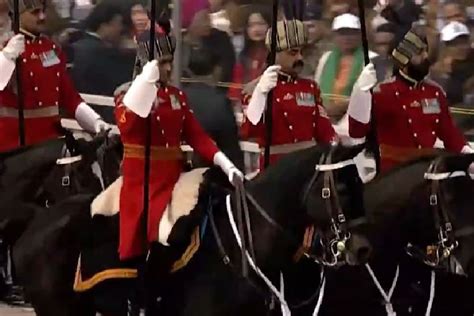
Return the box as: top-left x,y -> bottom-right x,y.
115,84 -> 218,260
241,74 -> 337,169
0,31 -> 82,152
349,74 -> 467,172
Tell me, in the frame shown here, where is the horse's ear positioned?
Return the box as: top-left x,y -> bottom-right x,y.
442,154 -> 474,172
334,143 -> 365,162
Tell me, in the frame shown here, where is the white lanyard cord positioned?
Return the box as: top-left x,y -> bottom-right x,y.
365,263 -> 400,316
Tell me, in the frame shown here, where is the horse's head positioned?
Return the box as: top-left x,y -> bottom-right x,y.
93,133 -> 123,188
38,132 -> 122,206
299,144 -> 371,266
402,153 -> 474,276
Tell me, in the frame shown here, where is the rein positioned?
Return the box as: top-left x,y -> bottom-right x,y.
206,149 -> 363,312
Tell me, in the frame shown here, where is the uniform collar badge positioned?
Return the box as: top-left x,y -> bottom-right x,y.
410,101 -> 421,108
283,93 -> 294,100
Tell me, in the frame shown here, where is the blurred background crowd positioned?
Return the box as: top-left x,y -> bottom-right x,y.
1,0 -> 474,135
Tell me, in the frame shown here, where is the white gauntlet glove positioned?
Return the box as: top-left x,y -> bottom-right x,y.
246,65 -> 281,125
75,102 -> 104,134
2,34 -> 25,61
94,119 -> 111,133
213,151 -> 244,185
462,145 -> 474,154
355,63 -> 377,92
0,34 -> 25,90
123,60 -> 160,118
256,65 -> 280,94
459,146 -> 474,178
347,63 -> 376,125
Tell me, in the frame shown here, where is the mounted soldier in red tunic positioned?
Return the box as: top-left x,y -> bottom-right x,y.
114,28 -> 244,261
241,19 -> 337,170
0,0 -> 109,152
347,26 -> 473,173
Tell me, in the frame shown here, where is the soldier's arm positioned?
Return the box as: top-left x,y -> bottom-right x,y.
180,93 -> 243,182
0,34 -> 24,90
347,88 -> 373,139
313,86 -> 337,144
240,93 -> 264,141
347,64 -> 378,139
57,49 -> 107,133
182,98 -> 219,163
436,89 -> 469,152
58,50 -> 83,114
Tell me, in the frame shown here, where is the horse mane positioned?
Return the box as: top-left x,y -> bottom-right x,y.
364,154 -> 441,221
246,146 -> 326,211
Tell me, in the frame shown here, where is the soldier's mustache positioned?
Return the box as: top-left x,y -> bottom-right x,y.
293,60 -> 304,69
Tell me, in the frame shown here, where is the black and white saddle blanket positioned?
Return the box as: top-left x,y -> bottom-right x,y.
74,168 -> 211,293
90,168 -> 208,245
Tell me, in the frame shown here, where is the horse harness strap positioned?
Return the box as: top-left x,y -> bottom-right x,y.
428,159 -> 459,264
302,148 -> 359,266
59,145 -> 84,191
323,152 -> 347,236
413,159 -> 467,266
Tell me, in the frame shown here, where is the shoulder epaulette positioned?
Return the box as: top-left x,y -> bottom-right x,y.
424,79 -> 447,96
373,76 -> 396,93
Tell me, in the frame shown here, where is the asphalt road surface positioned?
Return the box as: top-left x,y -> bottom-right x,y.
0,304 -> 35,315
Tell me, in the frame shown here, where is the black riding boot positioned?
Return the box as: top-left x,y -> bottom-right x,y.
144,243 -> 174,316
123,257 -> 145,316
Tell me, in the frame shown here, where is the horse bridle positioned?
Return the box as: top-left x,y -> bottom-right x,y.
407,157 -> 474,267
206,150 -> 362,310
301,148 -> 361,267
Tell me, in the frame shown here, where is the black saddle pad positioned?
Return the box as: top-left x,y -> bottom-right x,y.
75,214 -> 137,292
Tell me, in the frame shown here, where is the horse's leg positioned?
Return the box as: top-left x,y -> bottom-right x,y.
142,243 -> 177,315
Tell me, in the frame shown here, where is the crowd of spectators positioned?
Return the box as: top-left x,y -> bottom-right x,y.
1,0 -> 474,131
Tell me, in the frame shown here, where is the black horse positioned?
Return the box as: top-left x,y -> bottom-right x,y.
12,144 -> 370,316
0,132 -> 122,246
0,132 -> 122,304
362,153 -> 474,315
293,153 -> 474,316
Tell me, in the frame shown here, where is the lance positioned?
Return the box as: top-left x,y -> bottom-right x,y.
142,0 -> 156,252
12,0 -> 25,146
263,0 -> 279,169
357,0 -> 381,174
